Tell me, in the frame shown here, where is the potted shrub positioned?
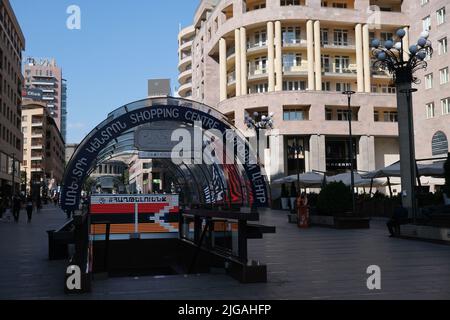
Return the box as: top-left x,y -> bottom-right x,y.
444,153 -> 450,205
289,182 -> 298,211
317,182 -> 352,217
281,184 -> 290,210
316,182 -> 370,229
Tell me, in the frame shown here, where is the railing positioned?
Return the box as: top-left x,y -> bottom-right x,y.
248,66 -> 267,77
247,41 -> 267,49
322,63 -> 357,74
283,62 -> 308,73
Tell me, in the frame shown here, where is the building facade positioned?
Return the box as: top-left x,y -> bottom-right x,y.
0,0 -> 25,199
408,0 -> 450,161
178,25 -> 195,98
23,57 -> 67,142
21,102 -> 65,194
179,0 -> 409,188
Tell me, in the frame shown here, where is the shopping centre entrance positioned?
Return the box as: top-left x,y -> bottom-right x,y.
57,97 -> 275,293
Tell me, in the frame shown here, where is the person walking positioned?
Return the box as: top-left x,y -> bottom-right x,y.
26,196 -> 34,223
13,195 -> 21,223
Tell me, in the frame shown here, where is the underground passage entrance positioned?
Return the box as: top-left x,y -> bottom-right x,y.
57,97 -> 275,293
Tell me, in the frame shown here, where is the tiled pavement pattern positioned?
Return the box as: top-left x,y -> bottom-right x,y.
1,205 -> 449,300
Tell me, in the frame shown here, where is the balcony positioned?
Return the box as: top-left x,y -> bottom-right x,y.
248,41 -> 268,53
178,55 -> 192,71
322,63 -> 357,77
227,71 -> 236,85
283,38 -> 307,48
31,79 -> 56,86
178,68 -> 193,84
178,82 -> 193,97
248,66 -> 267,80
283,62 -> 309,76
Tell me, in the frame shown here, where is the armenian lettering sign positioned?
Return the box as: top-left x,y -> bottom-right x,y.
61,98 -> 270,212
90,194 -> 179,233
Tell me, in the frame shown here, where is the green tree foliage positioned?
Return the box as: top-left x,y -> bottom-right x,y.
317,182 -> 353,216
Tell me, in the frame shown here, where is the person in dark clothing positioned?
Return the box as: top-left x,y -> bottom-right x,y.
12,196 -> 21,223
387,205 -> 409,237
26,197 -> 34,223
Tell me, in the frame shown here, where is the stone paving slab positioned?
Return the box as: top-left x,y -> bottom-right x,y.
0,206 -> 449,300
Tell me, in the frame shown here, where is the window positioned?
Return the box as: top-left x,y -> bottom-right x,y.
335,56 -> 350,73
380,32 -> 394,44
374,111 -> 379,122
283,53 -> 302,71
333,29 -> 348,46
440,67 -> 449,84
322,81 -> 331,91
281,0 -> 301,5
283,80 -> 306,91
251,30 -> 267,48
423,15 -> 431,31
332,2 -> 347,8
383,111 -> 398,122
438,37 -> 448,55
442,97 -> 450,115
282,27 -> 301,44
325,108 -> 333,120
432,131 -> 449,156
426,102 -> 435,119
321,55 -> 330,72
421,0 -> 429,6
337,109 -> 352,121
321,28 -> 329,45
336,82 -> 351,92
249,83 -> 268,93
425,73 -> 433,89
283,108 -> 306,121
437,7 -> 446,25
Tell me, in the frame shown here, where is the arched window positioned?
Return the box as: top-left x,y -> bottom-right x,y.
432,131 -> 449,156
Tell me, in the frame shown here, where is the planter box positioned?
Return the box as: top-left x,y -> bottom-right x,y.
311,215 -> 370,229
400,224 -> 450,244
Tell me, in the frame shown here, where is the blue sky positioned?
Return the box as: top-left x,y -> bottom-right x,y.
11,0 -> 198,144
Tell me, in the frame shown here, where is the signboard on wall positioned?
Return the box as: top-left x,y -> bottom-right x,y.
22,88 -> 43,100
90,194 -> 179,227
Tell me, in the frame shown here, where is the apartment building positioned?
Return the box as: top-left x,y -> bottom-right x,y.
23,57 -> 67,142
21,102 -> 65,194
0,0 -> 25,198
178,25 -> 196,98
179,0 -> 409,186
408,0 -> 450,161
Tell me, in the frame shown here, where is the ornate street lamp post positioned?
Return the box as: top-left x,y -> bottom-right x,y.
288,143 -> 303,194
244,111 -> 275,163
342,91 -> 356,214
371,29 -> 433,222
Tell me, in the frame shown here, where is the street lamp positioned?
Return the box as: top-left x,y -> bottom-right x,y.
244,111 -> 275,162
288,143 -> 303,194
371,28 -> 433,222
342,91 -> 356,215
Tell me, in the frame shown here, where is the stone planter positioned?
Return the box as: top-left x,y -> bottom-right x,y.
310,214 -> 371,229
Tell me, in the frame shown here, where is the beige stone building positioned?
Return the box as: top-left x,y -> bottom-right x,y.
21,102 -> 65,194
178,0 -> 410,188
408,0 -> 450,161
178,25 -> 195,99
0,0 -> 25,198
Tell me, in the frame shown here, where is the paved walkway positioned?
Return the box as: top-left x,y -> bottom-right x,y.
1,205 -> 449,300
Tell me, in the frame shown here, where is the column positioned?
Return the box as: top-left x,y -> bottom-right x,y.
267,21 -> 275,92
403,26 -> 410,62
275,21 -> 283,91
219,38 -> 227,102
314,21 -> 322,91
235,29 -> 242,96
362,24 -> 371,93
358,135 -> 376,172
355,23 -> 364,93
240,27 -> 248,95
269,134 -> 285,182
309,134 -> 326,172
306,20 -> 315,91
